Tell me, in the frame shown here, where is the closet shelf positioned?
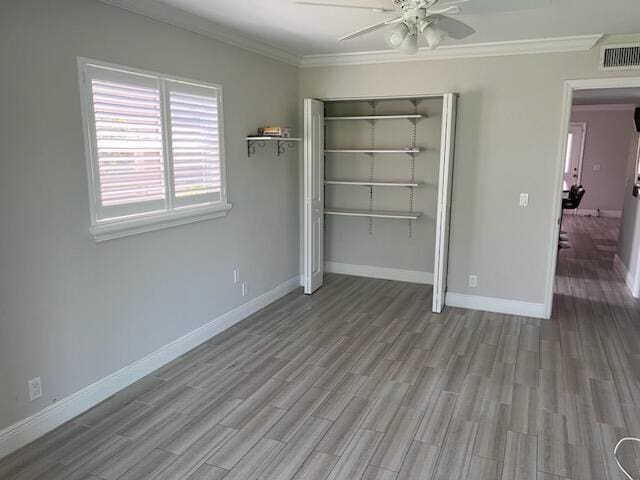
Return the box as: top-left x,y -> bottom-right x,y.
246,137 -> 301,157
325,114 -> 424,121
325,180 -> 421,188
324,148 -> 421,154
325,208 -> 422,220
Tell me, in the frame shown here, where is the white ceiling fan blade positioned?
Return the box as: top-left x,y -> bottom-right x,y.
426,5 -> 461,15
437,0 -> 469,7
294,0 -> 395,12
339,17 -> 402,41
439,0 -> 552,14
428,14 -> 475,39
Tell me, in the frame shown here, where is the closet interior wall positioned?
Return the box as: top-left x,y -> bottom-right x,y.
323,98 -> 443,275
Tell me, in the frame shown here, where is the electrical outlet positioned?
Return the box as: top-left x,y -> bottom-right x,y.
241,282 -> 247,297
233,268 -> 240,284
469,275 -> 478,288
519,193 -> 529,207
593,164 -> 601,172
28,377 -> 42,401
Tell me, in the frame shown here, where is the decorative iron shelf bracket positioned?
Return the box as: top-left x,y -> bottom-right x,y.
246,137 -> 301,157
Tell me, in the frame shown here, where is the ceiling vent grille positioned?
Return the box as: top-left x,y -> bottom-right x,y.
600,44 -> 640,71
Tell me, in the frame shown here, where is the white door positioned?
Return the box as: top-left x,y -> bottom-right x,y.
433,94 -> 457,313
303,99 -> 325,294
564,122 -> 586,190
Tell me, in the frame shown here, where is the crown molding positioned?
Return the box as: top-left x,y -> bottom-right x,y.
572,104 -> 637,112
300,34 -> 603,68
99,0 -> 301,66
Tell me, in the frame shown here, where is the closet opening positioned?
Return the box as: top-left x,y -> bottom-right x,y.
303,94 -> 457,313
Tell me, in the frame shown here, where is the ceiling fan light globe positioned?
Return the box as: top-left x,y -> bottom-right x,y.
384,23 -> 409,49
423,24 -> 446,49
399,33 -> 418,54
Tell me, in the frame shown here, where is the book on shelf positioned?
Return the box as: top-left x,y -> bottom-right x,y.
257,126 -> 291,138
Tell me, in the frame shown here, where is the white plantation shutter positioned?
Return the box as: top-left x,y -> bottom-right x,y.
91,78 -> 166,214
80,60 -> 229,232
85,65 -> 167,219
167,82 -> 223,206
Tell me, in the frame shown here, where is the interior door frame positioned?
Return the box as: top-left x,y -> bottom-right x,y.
566,121 -> 587,188
302,92 -> 458,313
543,75 -> 640,318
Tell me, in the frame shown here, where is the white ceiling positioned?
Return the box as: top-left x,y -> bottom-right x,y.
573,88 -> 640,106
153,0 -> 640,56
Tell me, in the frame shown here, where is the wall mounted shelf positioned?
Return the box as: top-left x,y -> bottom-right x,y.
246,137 -> 301,157
325,208 -> 423,220
324,148 -> 421,154
325,180 -> 421,188
325,114 -> 425,121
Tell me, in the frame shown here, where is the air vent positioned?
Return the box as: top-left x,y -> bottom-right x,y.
600,44 -> 640,71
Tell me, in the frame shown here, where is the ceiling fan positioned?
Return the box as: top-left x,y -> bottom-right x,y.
295,0 -> 476,54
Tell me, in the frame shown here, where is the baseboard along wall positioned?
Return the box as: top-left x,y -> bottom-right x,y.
445,292 -> 547,319
566,209 -> 623,218
324,261 -> 434,285
0,276 -> 301,460
323,262 -> 547,318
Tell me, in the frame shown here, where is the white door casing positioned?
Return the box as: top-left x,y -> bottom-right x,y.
433,93 -> 457,313
544,76 -> 640,319
303,99 -> 325,294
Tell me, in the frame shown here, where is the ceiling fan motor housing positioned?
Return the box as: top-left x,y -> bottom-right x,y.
394,0 -> 440,8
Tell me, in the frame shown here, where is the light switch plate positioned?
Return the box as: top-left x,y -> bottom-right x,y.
519,193 -> 529,207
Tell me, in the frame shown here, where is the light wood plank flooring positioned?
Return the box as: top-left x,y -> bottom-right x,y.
1,216 -> 639,479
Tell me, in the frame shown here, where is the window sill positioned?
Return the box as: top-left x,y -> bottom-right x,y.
90,203 -> 233,242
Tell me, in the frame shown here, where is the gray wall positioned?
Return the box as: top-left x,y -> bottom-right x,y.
0,0 -> 299,431
299,40 -> 640,304
324,99 -> 442,273
617,131 -> 640,290
569,108 -> 637,213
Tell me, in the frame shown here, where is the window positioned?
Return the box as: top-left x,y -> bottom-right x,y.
78,58 -> 230,241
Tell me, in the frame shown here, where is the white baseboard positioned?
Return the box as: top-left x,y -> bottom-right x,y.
614,254 -> 640,299
567,209 -> 622,218
325,261 -> 434,285
445,292 -> 547,319
0,276 -> 301,460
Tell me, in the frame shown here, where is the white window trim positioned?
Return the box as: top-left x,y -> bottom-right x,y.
77,57 -> 231,242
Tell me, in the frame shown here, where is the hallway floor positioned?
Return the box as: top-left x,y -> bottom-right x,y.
1,217 -> 639,480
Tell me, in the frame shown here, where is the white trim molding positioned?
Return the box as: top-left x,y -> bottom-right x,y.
301,35 -> 603,67
99,0 -> 301,66
614,254 -> 640,299
325,262 -> 434,285
446,292 -> 546,319
90,203 -> 233,242
572,104 -> 637,112
0,276 -> 301,460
